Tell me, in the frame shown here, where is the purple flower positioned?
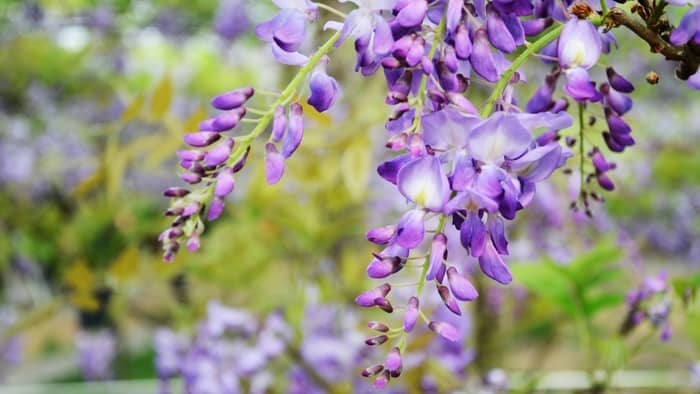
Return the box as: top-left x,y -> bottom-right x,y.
564,67 -> 602,102
428,321 -> 459,342
366,225 -> 396,244
282,103 -> 305,158
621,273 -> 672,340
325,0 -> 396,75
395,209 -> 426,248
385,347 -> 402,377
75,329 -> 117,381
307,56 -> 340,112
446,267 -> 478,301
403,296 -> 419,332
255,0 -> 319,65
214,0 -> 251,41
558,17 -> 603,102
395,0 -> 428,28
427,233 -> 448,280
211,87 -> 254,110
606,67 -> 634,93
478,242 -> 512,284
670,6 -> 700,46
688,69 -> 700,90
558,18 -> 602,69
265,143 -> 285,184
470,29 -> 500,82
355,283 -> 391,307
397,155 -> 451,212
327,0 -> 395,59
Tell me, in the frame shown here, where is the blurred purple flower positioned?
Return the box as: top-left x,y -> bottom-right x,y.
214,0 -> 251,41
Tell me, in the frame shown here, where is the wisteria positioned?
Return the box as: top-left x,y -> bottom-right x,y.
156,0 -> 700,387
75,329 -> 117,381
620,272 -> 673,341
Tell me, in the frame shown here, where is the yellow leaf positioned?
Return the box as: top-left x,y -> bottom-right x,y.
109,247 -> 140,283
300,101 -> 332,127
71,167 -> 105,199
71,292 -> 99,311
340,138 -> 371,201
183,106 -> 208,134
64,261 -> 101,311
64,261 -> 94,293
121,94 -> 144,123
106,154 -> 127,202
150,75 -> 173,118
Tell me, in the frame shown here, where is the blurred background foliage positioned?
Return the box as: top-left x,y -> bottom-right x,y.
0,0 -> 698,392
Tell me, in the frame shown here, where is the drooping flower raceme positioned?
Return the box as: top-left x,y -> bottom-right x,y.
75,329 -> 117,381
157,0 -> 700,386
620,273 -> 673,341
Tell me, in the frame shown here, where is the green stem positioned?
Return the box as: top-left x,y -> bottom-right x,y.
234,30 -> 342,149
200,31 -> 342,219
578,102 -> 585,198
415,214 -> 447,295
316,2 -> 348,19
480,24 -> 564,118
412,15 -> 447,133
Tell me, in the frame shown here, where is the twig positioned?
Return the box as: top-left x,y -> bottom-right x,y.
606,7 -> 683,61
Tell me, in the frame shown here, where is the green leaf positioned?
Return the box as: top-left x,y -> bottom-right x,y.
686,310 -> 700,350
511,261 -> 577,316
568,239 -> 623,286
584,291 -> 625,317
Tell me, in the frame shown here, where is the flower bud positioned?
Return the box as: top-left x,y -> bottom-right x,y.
307,56 -> 339,113
374,370 -> 390,388
606,67 -> 634,93
205,138 -> 234,167
362,364 -> 384,378
207,197 -> 225,221
281,103 -> 304,158
429,321 -> 459,342
374,297 -> 394,313
214,169 -> 235,197
367,321 -> 390,332
271,106 -> 286,143
180,173 -> 202,184
365,335 -> 388,346
366,225 -> 396,244
211,87 -> 254,110
454,24 -> 472,59
385,347 -> 402,377
212,107 -> 246,131
427,233 -> 448,281
355,283 -> 392,307
163,187 -> 190,198
395,0 -> 427,28
184,132 -> 220,148
437,283 -> 461,315
447,267 -> 478,301
264,143 -> 285,185
403,296 -> 419,332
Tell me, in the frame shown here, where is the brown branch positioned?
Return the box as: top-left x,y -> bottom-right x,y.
607,7 -> 684,61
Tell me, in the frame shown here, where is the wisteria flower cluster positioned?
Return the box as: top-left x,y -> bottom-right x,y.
75,328 -> 117,381
154,301 -> 290,393
154,299 -> 479,392
159,0 -> 700,386
620,272 -> 673,341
